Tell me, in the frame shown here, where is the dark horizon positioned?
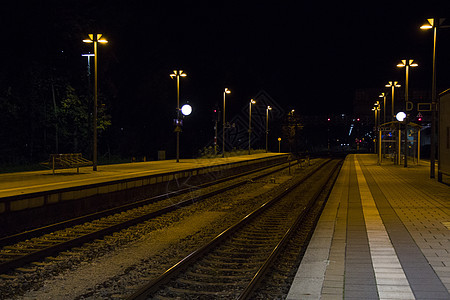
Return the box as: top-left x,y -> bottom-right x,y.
1,2 -> 450,165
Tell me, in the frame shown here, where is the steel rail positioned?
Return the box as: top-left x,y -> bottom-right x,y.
0,158 -> 301,274
127,158 -> 335,300
238,159 -> 342,299
0,156 -> 295,247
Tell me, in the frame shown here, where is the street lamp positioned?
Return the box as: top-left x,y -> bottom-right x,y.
397,59 -> 418,109
421,18 -> 449,179
266,105 -> 272,153
379,92 -> 387,124
181,104 -> 192,116
397,60 -> 417,168
372,104 -> 379,154
170,70 -> 187,162
222,88 -> 231,158
372,101 -> 380,128
248,99 -> 256,155
83,34 -> 108,171
385,81 -> 401,121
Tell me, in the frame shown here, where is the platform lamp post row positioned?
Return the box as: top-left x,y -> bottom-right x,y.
81,35 -> 273,163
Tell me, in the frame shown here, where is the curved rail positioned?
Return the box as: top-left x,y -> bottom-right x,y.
1,157 -> 295,246
127,158 -> 342,299
0,158 -> 303,274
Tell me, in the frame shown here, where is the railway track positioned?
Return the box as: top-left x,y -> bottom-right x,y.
0,158 -> 304,275
127,158 -> 343,299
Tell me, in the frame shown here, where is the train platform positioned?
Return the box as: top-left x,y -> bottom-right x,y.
0,153 -> 286,199
287,154 -> 450,300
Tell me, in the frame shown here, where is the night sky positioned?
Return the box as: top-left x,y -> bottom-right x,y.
1,1 -> 450,161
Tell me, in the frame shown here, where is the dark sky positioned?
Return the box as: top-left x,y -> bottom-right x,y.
4,2 -> 450,112
2,1 -> 450,156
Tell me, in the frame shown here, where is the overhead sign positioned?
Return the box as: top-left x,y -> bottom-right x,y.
406,101 -> 432,111
406,101 -> 413,111
417,103 -> 432,111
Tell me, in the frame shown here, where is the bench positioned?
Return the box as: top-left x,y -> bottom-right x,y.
40,153 -> 93,174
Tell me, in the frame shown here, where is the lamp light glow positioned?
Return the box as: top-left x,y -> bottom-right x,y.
385,81 -> 401,88
181,104 -> 192,116
420,18 -> 434,30
396,111 -> 406,122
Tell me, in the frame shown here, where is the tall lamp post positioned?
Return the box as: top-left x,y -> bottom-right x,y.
170,70 -> 187,162
397,59 -> 418,167
397,59 -> 418,109
385,81 -> 401,121
379,92 -> 387,124
372,101 -> 380,153
421,18 -> 449,179
266,105 -> 272,153
248,99 -> 256,155
222,88 -> 231,158
373,101 -> 380,129
372,106 -> 377,153
83,34 -> 108,171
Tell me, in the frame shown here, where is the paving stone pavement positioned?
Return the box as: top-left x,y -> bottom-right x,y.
287,154 -> 450,300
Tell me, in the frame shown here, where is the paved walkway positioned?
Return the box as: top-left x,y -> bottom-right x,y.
287,154 -> 450,300
0,153 -> 286,198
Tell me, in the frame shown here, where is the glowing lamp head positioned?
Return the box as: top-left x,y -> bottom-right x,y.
396,111 -> 407,122
83,34 -> 108,43
181,104 -> 192,116
420,18 -> 434,30
170,70 -> 187,78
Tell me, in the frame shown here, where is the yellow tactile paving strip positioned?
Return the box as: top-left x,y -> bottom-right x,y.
354,156 -> 415,299
287,154 -> 450,300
